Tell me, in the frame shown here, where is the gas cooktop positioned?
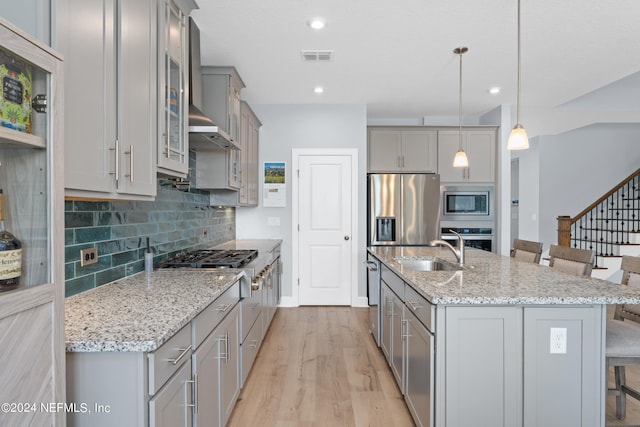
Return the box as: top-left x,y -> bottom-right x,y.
159,249 -> 258,269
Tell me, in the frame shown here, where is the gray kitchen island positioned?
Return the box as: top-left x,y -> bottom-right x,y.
368,245 -> 640,427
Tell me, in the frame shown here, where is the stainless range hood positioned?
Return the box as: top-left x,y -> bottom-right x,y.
188,18 -> 239,150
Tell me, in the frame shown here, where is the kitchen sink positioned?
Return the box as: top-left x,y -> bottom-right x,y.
395,256 -> 465,271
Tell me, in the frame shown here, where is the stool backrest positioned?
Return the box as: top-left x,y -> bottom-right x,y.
511,239 -> 543,264
614,255 -> 640,323
548,244 -> 594,277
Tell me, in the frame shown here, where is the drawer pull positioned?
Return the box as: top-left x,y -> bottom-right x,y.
407,300 -> 423,311
250,339 -> 259,348
168,345 -> 192,365
216,303 -> 232,312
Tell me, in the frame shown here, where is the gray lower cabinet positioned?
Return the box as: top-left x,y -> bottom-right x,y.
381,283 -> 393,362
442,306 -> 521,427
193,328 -> 221,427
381,272 -> 434,427
150,358 -> 193,427
439,305 -> 602,427
218,304 -> 241,427
404,308 -> 434,427
67,281 -> 242,427
380,281 -> 404,387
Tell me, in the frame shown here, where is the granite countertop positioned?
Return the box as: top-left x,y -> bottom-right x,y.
65,269 -> 243,353
368,246 -> 640,305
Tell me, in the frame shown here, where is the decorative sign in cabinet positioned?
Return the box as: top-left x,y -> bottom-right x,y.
368,128 -> 438,173
157,0 -> 197,178
59,0 -> 158,200
437,129 -> 496,183
0,17 -> 65,427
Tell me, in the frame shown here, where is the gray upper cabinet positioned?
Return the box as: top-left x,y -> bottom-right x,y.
239,101 -> 261,206
59,0 -> 158,200
201,66 -> 245,144
157,0 -> 197,178
437,129 -> 496,183
368,128 -> 438,173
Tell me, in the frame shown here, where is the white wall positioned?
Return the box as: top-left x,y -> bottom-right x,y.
516,123 -> 640,252
235,104 -> 368,304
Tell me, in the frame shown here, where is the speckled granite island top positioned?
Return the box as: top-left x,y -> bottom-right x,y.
368,246 -> 640,305
65,270 -> 243,353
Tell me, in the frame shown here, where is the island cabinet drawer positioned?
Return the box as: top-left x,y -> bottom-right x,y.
404,285 -> 435,332
381,264 -> 405,300
192,281 -> 240,349
148,323 -> 192,395
240,286 -> 263,342
240,316 -> 262,387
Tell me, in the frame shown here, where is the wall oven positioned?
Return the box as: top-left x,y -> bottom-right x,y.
441,227 -> 494,252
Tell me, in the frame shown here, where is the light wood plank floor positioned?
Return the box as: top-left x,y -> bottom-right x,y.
228,307 -> 415,427
229,306 -> 640,426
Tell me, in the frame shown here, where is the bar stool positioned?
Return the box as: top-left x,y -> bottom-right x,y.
548,244 -> 594,276
510,239 -> 543,264
607,255 -> 640,420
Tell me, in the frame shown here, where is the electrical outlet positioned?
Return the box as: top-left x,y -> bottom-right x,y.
80,247 -> 98,267
550,327 -> 567,354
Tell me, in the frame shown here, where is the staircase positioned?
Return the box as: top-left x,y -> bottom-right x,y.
557,168 -> 640,281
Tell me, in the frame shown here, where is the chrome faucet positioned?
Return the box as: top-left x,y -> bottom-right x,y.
429,230 -> 465,265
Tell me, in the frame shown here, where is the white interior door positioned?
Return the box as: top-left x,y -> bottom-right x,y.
297,154 -> 353,305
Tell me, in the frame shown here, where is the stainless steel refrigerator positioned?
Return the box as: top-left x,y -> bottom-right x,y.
368,173 -> 441,246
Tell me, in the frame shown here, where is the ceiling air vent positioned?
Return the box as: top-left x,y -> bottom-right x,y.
301,50 -> 334,62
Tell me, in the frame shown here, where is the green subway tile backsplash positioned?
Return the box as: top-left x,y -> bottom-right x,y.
64,180 -> 235,297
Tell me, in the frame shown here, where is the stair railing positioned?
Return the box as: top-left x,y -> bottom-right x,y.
557,168 -> 640,268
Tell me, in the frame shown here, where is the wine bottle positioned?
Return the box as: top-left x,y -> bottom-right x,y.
0,189 -> 22,291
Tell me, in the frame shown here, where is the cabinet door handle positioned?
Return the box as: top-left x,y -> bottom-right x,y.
109,139 -> 120,185
186,376 -> 197,412
124,145 -> 134,182
401,319 -> 412,340
168,345 -> 192,365
386,299 -> 393,317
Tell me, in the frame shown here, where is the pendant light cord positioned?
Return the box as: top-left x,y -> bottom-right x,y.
459,49 -> 463,149
516,0 -> 522,125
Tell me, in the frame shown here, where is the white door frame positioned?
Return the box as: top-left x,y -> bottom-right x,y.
290,148 -> 359,307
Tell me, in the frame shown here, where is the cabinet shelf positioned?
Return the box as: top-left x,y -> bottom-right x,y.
0,128 -> 46,148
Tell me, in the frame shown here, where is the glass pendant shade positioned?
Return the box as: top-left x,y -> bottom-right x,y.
452,46 -> 469,168
507,124 -> 529,150
453,148 -> 469,167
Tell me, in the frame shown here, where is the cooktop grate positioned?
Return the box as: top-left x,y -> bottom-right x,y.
159,249 -> 258,269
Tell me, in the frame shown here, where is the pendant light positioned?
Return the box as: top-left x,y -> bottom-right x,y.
507,0 -> 529,150
453,47 -> 469,168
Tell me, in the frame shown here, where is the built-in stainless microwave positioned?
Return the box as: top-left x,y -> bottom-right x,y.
443,188 -> 491,216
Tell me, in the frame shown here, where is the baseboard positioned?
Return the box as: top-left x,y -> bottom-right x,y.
278,296 -> 370,308
352,296 -> 369,308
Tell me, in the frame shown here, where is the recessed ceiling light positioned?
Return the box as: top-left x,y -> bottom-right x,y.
314,86 -> 324,94
489,87 -> 501,95
308,17 -> 326,30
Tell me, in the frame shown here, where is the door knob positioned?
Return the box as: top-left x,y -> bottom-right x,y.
344,235 -> 350,241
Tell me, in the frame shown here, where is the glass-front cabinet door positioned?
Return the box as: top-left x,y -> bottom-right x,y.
157,0 -> 194,178
0,17 -> 65,427
0,20 -> 61,291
